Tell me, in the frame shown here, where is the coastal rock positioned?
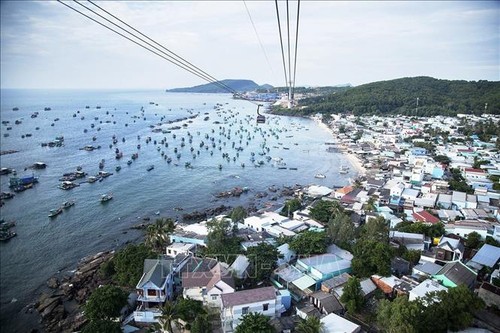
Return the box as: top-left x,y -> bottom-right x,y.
36,293 -> 60,313
47,277 -> 59,289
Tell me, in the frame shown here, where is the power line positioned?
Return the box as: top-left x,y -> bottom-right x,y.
242,0 -> 274,79
291,0 -> 301,99
274,0 -> 289,90
57,0 -> 258,103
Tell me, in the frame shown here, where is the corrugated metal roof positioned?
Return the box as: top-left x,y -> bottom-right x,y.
471,244 -> 500,268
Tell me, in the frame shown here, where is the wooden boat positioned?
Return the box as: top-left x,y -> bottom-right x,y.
48,207 -> 63,218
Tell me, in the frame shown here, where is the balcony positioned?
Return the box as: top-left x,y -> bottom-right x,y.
133,306 -> 162,323
137,294 -> 166,303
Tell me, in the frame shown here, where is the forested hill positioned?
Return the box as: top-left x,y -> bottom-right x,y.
297,77 -> 500,116
166,79 -> 272,93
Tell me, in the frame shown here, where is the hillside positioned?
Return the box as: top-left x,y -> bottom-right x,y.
294,77 -> 500,116
166,79 -> 272,93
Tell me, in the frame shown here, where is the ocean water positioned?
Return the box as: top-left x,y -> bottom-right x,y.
0,89 -> 354,331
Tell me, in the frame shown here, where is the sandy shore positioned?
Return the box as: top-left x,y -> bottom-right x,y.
311,116 -> 366,176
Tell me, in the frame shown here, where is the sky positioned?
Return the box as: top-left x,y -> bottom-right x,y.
1,1 -> 498,89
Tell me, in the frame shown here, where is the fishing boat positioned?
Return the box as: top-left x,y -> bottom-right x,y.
0,230 -> 17,241
62,200 -> 75,209
115,166 -> 121,172
339,165 -> 350,174
315,173 -> 326,179
87,176 -> 97,183
100,193 -> 113,203
48,207 -> 63,218
147,165 -> 154,171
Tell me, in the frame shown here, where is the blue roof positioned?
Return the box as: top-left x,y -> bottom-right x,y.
471,244 -> 500,268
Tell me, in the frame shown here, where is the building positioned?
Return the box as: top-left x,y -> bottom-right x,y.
182,263 -> 235,307
220,286 -> 285,333
432,261 -> 477,289
435,236 -> 464,262
409,279 -> 447,302
320,313 -> 361,333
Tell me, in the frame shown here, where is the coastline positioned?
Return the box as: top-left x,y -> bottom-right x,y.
312,116 -> 366,176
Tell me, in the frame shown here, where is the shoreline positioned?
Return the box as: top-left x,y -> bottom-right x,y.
311,116 -> 366,176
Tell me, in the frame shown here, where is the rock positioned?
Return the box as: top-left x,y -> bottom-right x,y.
47,277 -> 59,289
36,294 -> 60,313
40,298 -> 61,319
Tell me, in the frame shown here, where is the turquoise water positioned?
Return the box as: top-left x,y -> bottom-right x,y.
0,89 -> 353,331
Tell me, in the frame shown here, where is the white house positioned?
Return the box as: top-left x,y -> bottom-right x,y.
182,263 -> 235,307
166,242 -> 195,257
243,212 -> 289,232
230,255 -> 250,279
409,279 -> 447,302
220,286 -> 284,333
320,313 -> 361,333
276,243 -> 297,266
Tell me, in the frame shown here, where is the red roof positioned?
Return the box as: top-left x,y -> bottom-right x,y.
464,168 -> 486,174
412,211 -> 440,224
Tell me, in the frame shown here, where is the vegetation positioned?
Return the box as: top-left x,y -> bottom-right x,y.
145,217 -> 175,253
340,277 -> 365,313
246,242 -> 282,284
295,77 -> 500,117
204,217 -> 241,264
327,212 -> 355,251
230,206 -> 248,223
395,221 -> 445,238
377,285 -> 485,333
433,155 -> 451,165
84,285 -> 128,321
309,200 -> 344,224
448,168 -> 474,194
111,243 -> 156,287
280,198 -> 302,217
296,315 -> 324,333
289,230 -> 329,256
465,231 -> 482,249
234,313 -> 274,333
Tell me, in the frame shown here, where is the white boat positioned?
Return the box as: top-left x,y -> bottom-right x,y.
100,193 -> 113,203
315,173 -> 326,179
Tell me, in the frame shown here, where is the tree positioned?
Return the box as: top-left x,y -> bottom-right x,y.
340,277 -> 365,313
84,285 -> 128,321
465,231 -> 482,249
433,155 -> 451,165
82,319 -> 121,333
327,212 -> 355,250
290,230 -> 329,256
296,315 -> 324,333
112,243 -> 156,286
246,242 -> 282,283
363,196 -> 377,212
205,217 -> 241,264
402,249 -> 421,265
309,200 -> 343,224
145,217 -> 175,253
231,206 -> 247,223
158,301 -> 179,333
362,216 -> 389,243
191,314 -> 212,333
176,298 -> 205,323
377,296 -> 419,333
352,240 -> 392,277
281,198 -> 302,217
234,313 -> 274,333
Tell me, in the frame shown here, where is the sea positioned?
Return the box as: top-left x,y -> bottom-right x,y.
0,89 -> 354,332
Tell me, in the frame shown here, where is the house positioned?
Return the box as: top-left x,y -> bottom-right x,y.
371,275 -> 403,296
220,286 -> 284,333
276,243 -> 296,266
409,279 -> 447,302
320,313 -> 361,333
412,210 -> 440,225
295,302 -> 321,320
444,220 -> 495,240
435,236 -> 464,262
432,261 -> 477,289
467,244 -> 500,270
452,191 -> 467,210
333,185 -> 354,199
391,257 -> 411,276
309,291 -> 343,315
229,254 -> 250,279
134,259 -> 175,323
321,272 -> 350,293
243,211 -> 289,232
359,278 -> 377,298
477,282 -> 500,308
166,242 -> 195,257
182,263 -> 235,307
296,252 -> 352,290
413,262 -> 443,279
464,168 -> 488,181
389,231 -> 426,251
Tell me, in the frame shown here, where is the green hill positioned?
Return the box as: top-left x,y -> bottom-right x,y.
296,77 -> 500,116
166,79 -> 272,93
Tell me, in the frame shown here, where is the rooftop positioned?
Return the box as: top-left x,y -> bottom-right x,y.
221,286 -> 276,307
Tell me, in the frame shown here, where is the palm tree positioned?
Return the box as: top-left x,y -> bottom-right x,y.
158,301 -> 179,333
363,196 -> 377,212
145,218 -> 176,253
234,312 -> 274,333
296,316 -> 324,333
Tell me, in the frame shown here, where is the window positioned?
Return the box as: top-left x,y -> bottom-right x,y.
263,303 -> 269,311
212,295 -> 218,300
147,289 -> 157,296
242,307 -> 249,315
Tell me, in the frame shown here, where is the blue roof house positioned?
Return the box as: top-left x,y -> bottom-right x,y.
296,253 -> 352,290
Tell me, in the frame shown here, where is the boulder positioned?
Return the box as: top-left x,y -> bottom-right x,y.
47,277 -> 59,289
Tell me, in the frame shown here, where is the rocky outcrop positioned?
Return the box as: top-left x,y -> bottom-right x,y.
36,251 -> 114,332
182,205 -> 231,222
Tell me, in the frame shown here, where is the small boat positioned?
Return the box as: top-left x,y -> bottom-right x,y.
315,173 -> 326,179
155,211 -> 160,215
115,166 -> 121,172
146,165 -> 154,171
62,200 -> 75,209
48,207 -> 63,218
100,193 -> 113,203
0,231 -> 17,241
87,176 -> 97,183
127,160 -> 133,165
